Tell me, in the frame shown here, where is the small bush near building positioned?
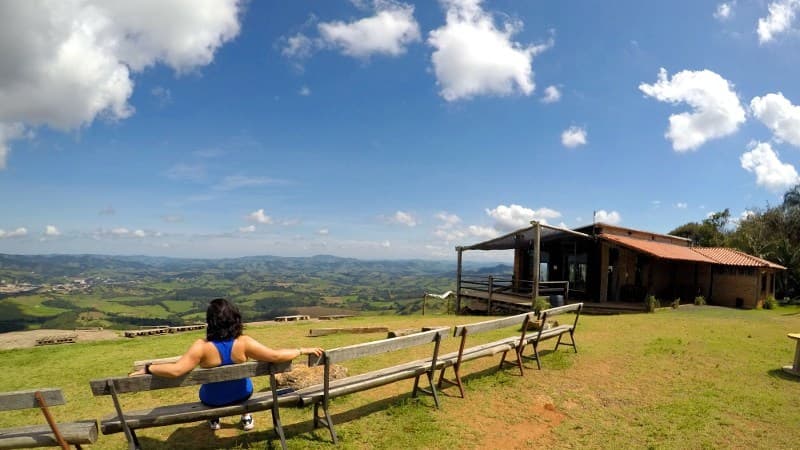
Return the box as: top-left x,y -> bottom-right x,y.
763,296 -> 778,310
671,298 -> 681,309
694,295 -> 706,306
647,295 -> 660,313
533,297 -> 550,313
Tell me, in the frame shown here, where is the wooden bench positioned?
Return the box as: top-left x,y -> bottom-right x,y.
0,388 -> 98,449
89,361 -> 295,450
436,312 -> 535,398
298,327 -> 451,444
520,302 -> 583,369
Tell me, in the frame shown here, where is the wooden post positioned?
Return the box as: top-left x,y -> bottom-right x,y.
422,294 -> 426,316
531,222 -> 541,309
456,247 -> 463,315
487,276 -> 493,315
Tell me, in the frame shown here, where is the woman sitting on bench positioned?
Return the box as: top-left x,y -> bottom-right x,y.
129,298 -> 323,431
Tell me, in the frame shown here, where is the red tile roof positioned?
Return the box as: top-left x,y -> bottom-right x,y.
692,247 -> 786,269
599,234 -> 714,263
599,234 -> 785,269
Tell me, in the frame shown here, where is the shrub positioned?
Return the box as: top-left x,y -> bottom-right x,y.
646,295 -> 660,313
533,297 -> 550,313
694,295 -> 706,306
763,296 -> 778,310
671,298 -> 681,309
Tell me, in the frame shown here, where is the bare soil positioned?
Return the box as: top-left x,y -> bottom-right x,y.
0,328 -> 121,350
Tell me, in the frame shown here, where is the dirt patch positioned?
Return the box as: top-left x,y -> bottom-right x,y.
0,328 -> 120,350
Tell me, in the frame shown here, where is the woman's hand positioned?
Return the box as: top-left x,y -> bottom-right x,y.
128,368 -> 146,377
299,347 -> 324,357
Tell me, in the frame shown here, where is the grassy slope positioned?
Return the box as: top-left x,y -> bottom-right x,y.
1,306 -> 799,449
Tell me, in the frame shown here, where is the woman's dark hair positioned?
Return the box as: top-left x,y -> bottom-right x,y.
206,298 -> 243,341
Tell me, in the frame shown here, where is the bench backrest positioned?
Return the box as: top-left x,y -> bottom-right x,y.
453,312 -> 534,338
0,388 -> 65,412
89,361 -> 292,396
538,302 -> 583,334
310,327 -> 451,366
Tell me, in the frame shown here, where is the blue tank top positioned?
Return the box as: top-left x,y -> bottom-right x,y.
198,339 -> 254,407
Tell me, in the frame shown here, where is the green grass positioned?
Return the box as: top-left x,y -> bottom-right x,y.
1,306 -> 799,448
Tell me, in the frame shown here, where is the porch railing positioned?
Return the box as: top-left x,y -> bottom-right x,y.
458,276 -> 570,312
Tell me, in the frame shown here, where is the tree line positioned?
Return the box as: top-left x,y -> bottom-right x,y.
669,185 -> 800,299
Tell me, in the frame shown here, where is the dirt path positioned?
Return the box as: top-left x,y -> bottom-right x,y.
0,328 -> 121,350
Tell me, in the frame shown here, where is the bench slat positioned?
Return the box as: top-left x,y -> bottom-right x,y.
100,391 -> 300,434
0,421 -> 98,449
90,361 -> 292,395
316,327 -> 449,365
298,365 -> 426,405
540,303 -> 582,318
0,389 -> 64,412
454,312 -> 532,337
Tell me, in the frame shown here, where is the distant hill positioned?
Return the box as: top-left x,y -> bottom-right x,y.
0,253 -> 510,332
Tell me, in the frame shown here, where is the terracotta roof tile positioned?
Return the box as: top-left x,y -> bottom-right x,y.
599,234 -> 715,263
692,247 -> 786,269
599,234 -> 785,269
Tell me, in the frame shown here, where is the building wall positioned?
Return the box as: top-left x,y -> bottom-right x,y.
711,267 -> 758,308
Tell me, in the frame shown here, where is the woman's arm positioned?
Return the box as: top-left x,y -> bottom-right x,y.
242,335 -> 323,363
129,339 -> 205,377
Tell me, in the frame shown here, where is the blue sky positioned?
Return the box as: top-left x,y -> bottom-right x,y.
2,0 -> 800,259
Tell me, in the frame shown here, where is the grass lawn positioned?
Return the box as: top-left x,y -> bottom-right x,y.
1,305 -> 799,449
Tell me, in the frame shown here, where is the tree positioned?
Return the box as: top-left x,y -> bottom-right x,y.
669,209 -> 730,247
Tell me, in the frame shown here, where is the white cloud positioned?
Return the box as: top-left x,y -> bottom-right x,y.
133,229 -> 146,238
561,126 -> 587,148
111,227 -> 129,236
151,86 -> 172,107
740,210 -> 756,220
675,202 -> 688,209
282,33 -> 315,59
435,211 -> 462,228
428,0 -> 551,101
467,225 -> 499,239
247,209 -> 273,224
239,225 -> 256,233
639,68 -> 746,151
750,92 -> 800,147
165,163 -> 206,181
757,0 -> 800,43
317,228 -> 329,236
714,2 -> 735,21
381,240 -> 391,248
214,175 -> 283,191
541,85 -> 561,104
740,141 -> 800,192
389,210 -> 418,227
0,227 -> 28,239
0,1 -> 242,169
299,86 -> 311,96
594,210 -> 622,225
486,204 -> 561,231
318,1 -> 421,58
45,225 -> 61,236
0,123 -> 25,169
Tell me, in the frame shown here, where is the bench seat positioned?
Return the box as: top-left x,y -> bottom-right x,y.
100,390 -> 301,434
0,421 -> 97,450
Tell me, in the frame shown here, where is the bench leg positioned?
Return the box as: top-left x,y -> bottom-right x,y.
313,402 -> 337,444
412,372 -> 441,409
269,371 -> 288,450
437,365 -> 465,398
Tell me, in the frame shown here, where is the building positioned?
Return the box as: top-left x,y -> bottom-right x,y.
455,222 -> 785,313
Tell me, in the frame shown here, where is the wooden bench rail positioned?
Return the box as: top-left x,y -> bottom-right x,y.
92,361 -> 294,450
90,361 -> 291,395
305,327 -> 451,445
520,302 -> 583,369
0,389 -> 65,412
0,388 -> 98,450
438,312 -> 535,399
